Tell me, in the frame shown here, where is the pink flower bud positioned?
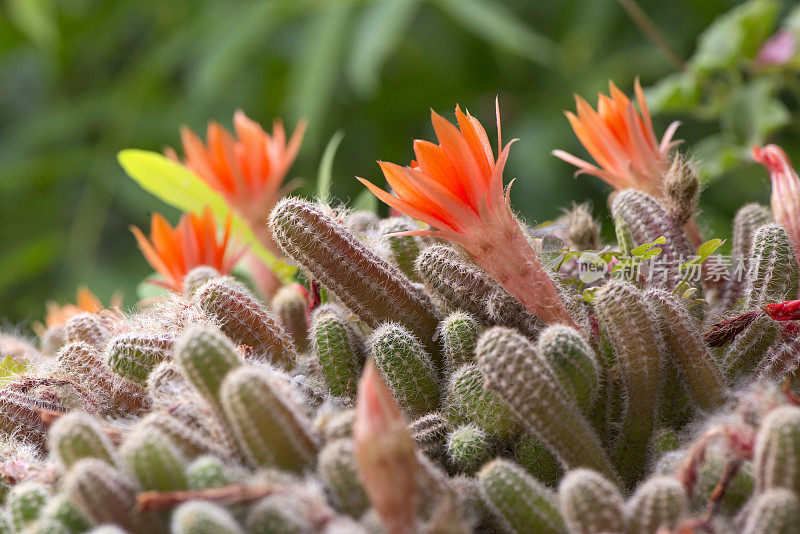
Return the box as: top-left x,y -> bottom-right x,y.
753,144 -> 800,260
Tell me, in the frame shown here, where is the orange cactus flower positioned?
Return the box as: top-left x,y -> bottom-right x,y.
130,207 -> 246,293
358,102 -> 575,327
753,144 -> 800,259
166,111 -> 306,227
552,79 -> 680,196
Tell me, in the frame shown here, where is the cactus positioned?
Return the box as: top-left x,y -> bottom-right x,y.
565,203 -> 600,251
743,224 -> 799,308
742,489 -> 800,534
445,363 -> 519,440
593,280 -> 661,484
171,501 -> 244,534
753,405 -> 800,494
646,289 -> 726,411
271,283 -> 311,353
663,155 -> 700,227
173,325 -> 241,412
626,475 -> 688,533
477,458 -> 566,534
318,438 -> 369,517
558,468 -> 626,534
193,277 -> 297,368
49,411 -> 116,468
689,442 -> 754,514
246,494 -> 313,534
439,311 -> 479,368
40,495 -> 92,534
722,315 -> 779,382
369,323 -> 440,418
64,312 -> 110,349
376,217 -> 426,282
147,360 -> 190,403
721,203 -> 772,310
416,244 -> 543,340
536,324 -> 599,412
119,425 -> 188,491
6,481 -> 49,532
107,332 -> 176,385
219,366 -> 319,470
446,424 -> 491,474
409,412 -> 452,458
310,304 -> 364,399
185,455 -> 231,489
137,411 -> 231,460
757,337 -> 800,387
182,265 -> 221,297
270,198 -> 440,360
0,389 -> 52,451
475,327 -> 618,482
513,434 -> 564,487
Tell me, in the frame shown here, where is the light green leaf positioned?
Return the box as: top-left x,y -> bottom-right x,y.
0,355 -> 27,387
117,149 -> 296,283
644,72 -> 701,114
725,78 -> 790,146
631,236 -> 666,257
317,130 -> 345,202
679,238 -> 726,270
6,0 -> 59,50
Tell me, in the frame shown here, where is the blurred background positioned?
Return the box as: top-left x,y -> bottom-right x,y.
2,0 -> 799,326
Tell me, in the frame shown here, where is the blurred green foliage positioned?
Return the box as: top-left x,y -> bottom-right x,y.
1,0 -> 798,325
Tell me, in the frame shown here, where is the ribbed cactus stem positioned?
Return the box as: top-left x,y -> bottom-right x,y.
409,412 -> 452,458
558,468 -> 627,534
536,324 -> 599,412
171,501 -> 244,534
310,304 -> 364,399
368,323 -> 440,419
193,278 -> 297,369
270,283 -> 311,353
270,198 -> 441,361
645,289 -> 726,411
446,424 -> 491,474
182,266 -> 221,297
107,332 -> 176,385
40,495 -> 91,534
377,217 -> 426,282
626,475 -> 688,534
565,203 -> 600,251
7,481 -> 50,532
185,456 -> 231,490
64,312 -> 110,349
137,412 -> 231,460
439,311 -> 479,367
245,495 -> 314,534
219,366 -> 319,471
49,411 -> 116,468
721,203 -> 773,310
754,405 -> 800,494
757,337 -> 800,386
416,244 -> 543,339
593,280 -> 661,484
477,458 -> 566,534
513,434 -> 564,487
120,426 -> 188,491
445,363 -> 519,440
744,223 -> 799,307
476,327 -> 617,482
722,315 -> 779,382
173,325 -> 242,412
743,488 -> 800,534
318,438 -> 369,517
0,389 -> 50,450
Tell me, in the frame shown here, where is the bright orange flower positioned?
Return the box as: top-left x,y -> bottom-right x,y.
552,79 -> 680,196
358,103 -> 575,327
44,287 -> 103,328
166,111 -> 306,225
130,207 -> 246,293
753,144 -> 800,259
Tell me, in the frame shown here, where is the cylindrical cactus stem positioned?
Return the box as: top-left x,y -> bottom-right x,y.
475,327 -> 617,482
376,217 -> 426,282
593,280 -> 661,484
439,311 -> 479,368
557,468 -> 627,534
610,189 -> 696,291
722,315 -> 779,382
536,324 -> 599,412
171,501 -> 243,534
185,456 -> 231,490
626,475 -> 688,534
743,488 -> 800,534
645,289 -> 727,411
64,312 -> 110,349
106,332 -> 176,385
49,411 -> 116,468
409,412 -> 452,459
346,210 -> 380,235
270,283 -> 311,353
720,203 -> 773,310
269,198 -> 441,361
40,495 -> 92,534
136,412 -> 232,461
477,458 -> 566,534
753,405 -> 800,494
56,341 -> 150,415
119,426 -> 189,491
565,203 -> 600,251
318,438 -> 370,517
0,389 -> 51,451
445,363 -> 519,440
689,442 -> 754,514
7,481 -> 50,532
193,277 -> 297,369
64,459 -> 161,534
182,266 -> 221,297
513,434 -> 564,487
743,223 -> 799,308
757,337 -> 800,387
415,244 -> 543,340
245,494 -> 314,534
173,325 -> 242,412
446,424 -> 491,474
219,366 -> 319,471
368,323 -> 440,419
310,304 -> 364,399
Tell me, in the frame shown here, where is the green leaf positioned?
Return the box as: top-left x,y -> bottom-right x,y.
433,0 -> 557,67
0,355 -> 27,387
679,238 -> 726,270
5,0 -> 58,50
644,72 -> 701,114
317,130 -> 345,202
689,0 -> 780,72
117,149 -> 296,283
724,78 -> 790,146
630,236 -> 666,257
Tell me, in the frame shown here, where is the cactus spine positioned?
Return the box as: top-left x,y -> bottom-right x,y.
446,424 -> 491,473
310,304 -> 364,399
721,203 -> 772,309
439,311 -> 479,367
743,224 -> 799,308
